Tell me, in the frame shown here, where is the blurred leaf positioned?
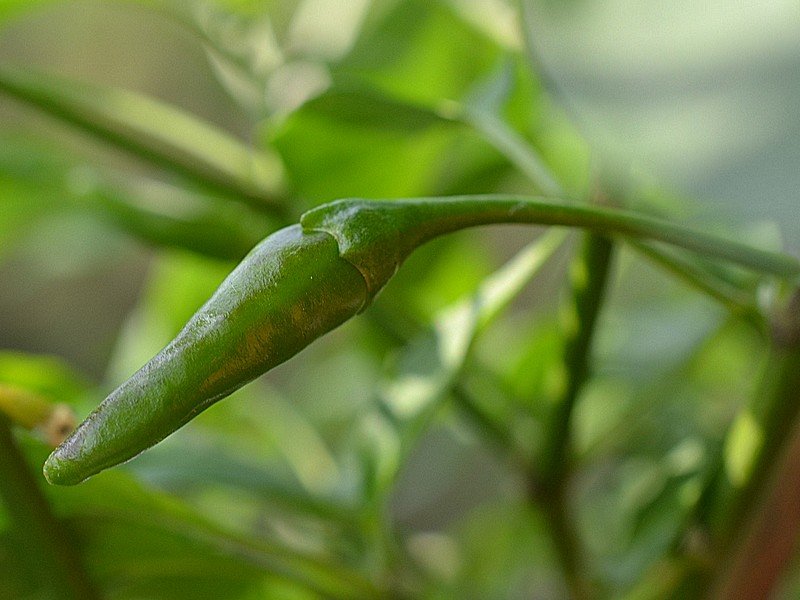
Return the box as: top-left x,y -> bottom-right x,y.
0,352 -> 91,408
456,365 -> 543,465
273,109 -> 454,201
498,319 -> 565,411
447,502 -> 564,599
598,250 -> 727,381
340,0 -> 501,104
579,319 -> 762,470
271,0 -> 511,203
320,1 -> 589,196
391,234 -> 493,319
621,441 -> 705,582
0,134 -> 275,260
185,383 -> 346,500
0,422 -> 99,600
362,230 -> 567,494
0,0 -> 64,23
0,64 -> 287,213
127,439 -> 357,524
237,388 -> 340,496
460,59 -> 564,195
292,56 -> 578,197
77,170 -> 278,261
149,0 -> 286,114
207,0 -> 294,22
382,229 -> 567,422
11,438 -> 382,599
298,83 -> 450,132
444,0 -> 522,50
272,87 -> 507,203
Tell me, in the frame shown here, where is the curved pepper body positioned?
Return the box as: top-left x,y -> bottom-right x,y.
44,225 -> 367,484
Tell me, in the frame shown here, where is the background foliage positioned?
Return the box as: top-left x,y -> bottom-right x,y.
1,1 -> 799,598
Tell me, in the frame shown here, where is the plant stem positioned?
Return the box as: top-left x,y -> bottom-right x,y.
662,289 -> 800,598
532,233 -> 614,599
704,290 -> 800,595
538,481 -> 593,600
303,197 -> 800,286
541,234 -> 615,483
406,197 -> 796,277
0,417 -> 100,600
711,414 -> 800,599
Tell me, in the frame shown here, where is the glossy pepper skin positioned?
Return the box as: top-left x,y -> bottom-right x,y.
44,225 -> 367,485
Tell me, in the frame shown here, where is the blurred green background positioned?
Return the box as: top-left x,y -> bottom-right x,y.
0,1 -> 798,598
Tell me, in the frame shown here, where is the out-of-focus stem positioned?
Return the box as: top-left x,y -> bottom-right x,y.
703,290 -> 800,597
711,412 -> 800,599
530,233 -> 614,599
540,234 -> 614,484
661,290 -> 800,598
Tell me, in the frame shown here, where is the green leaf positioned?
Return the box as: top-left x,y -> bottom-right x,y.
59,474 -> 378,599
78,171 -> 279,261
447,502 -> 564,598
13,438 -> 380,599
362,230 -> 566,494
127,440 -> 357,524
299,84 -> 450,132
272,0 -> 511,203
340,0 -> 501,104
459,59 -> 565,195
0,0 -> 62,23
292,61 -> 581,197
381,229 -> 568,421
0,64 -> 287,213
0,428 -> 99,600
273,109 -> 455,201
0,352 -> 91,408
0,134 -> 275,260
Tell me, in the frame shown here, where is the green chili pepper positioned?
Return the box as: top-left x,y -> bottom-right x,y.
44,196 -> 800,485
44,225 -> 367,484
